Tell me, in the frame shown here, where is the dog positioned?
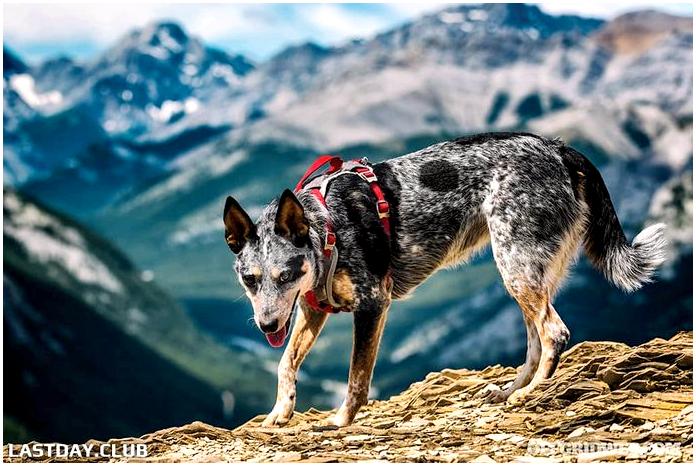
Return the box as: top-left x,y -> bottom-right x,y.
223,132 -> 666,427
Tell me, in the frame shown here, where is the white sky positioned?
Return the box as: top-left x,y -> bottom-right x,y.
3,2 -> 693,63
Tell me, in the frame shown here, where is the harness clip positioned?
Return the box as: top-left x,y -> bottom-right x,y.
355,167 -> 378,183
325,231 -> 337,250
376,200 -> 390,218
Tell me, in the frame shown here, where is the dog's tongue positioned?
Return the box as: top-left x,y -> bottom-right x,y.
265,326 -> 287,348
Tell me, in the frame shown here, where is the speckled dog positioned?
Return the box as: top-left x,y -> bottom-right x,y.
223,132 -> 666,427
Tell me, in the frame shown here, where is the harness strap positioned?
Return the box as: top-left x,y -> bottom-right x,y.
353,165 -> 391,235
294,155 -> 343,192
294,155 -> 391,314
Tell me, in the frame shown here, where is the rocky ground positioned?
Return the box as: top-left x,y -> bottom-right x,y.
4,332 -> 692,463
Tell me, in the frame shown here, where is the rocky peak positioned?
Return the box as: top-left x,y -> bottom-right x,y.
357,3 -> 603,72
272,41 -> 332,60
456,3 -> 604,37
608,9 -> 692,32
141,21 -> 190,51
38,20 -> 255,135
95,20 -> 252,78
408,3 -> 604,39
263,41 -> 333,76
32,56 -> 85,94
99,20 -> 196,67
595,9 -> 692,54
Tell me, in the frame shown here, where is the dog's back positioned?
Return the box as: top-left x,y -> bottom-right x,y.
375,132 -> 664,300
376,133 -> 576,298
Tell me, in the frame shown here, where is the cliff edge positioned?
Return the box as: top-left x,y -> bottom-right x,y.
4,332 -> 693,463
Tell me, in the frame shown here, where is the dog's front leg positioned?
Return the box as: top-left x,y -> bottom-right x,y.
333,297 -> 390,427
262,302 -> 328,427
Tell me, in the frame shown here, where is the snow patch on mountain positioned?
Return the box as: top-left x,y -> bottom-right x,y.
390,312 -> 455,364
4,191 -> 123,293
3,147 -> 34,186
9,74 -> 62,108
653,126 -> 693,171
146,97 -> 200,123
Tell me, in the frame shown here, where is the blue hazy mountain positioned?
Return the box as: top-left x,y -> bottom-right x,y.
3,21 -> 254,185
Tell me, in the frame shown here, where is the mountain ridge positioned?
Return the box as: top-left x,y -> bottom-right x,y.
594,9 -> 693,55
4,5 -> 691,184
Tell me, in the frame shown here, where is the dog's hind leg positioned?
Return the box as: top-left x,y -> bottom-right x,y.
333,288 -> 391,427
485,313 -> 541,403
486,224 -> 577,403
508,295 -> 570,404
262,302 -> 329,427
505,284 -> 569,404
483,165 -> 586,403
504,214 -> 586,404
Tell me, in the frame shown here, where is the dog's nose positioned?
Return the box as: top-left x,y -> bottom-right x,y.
259,318 -> 279,333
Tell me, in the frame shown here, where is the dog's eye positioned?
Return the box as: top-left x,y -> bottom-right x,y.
242,274 -> 257,287
278,270 -> 292,284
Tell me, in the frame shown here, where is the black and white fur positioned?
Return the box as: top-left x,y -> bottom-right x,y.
223,132 -> 666,427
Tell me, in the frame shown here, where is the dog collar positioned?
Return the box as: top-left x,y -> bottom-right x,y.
294,155 -> 391,314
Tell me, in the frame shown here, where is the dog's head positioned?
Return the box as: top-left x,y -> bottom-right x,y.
223,189 -> 317,347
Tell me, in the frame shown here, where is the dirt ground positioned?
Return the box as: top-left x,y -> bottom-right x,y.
4,332 -> 692,463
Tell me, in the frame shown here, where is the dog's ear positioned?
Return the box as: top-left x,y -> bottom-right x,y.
223,196 -> 256,254
274,189 -> 309,247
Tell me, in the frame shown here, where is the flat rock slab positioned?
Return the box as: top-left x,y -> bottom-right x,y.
4,332 -> 693,463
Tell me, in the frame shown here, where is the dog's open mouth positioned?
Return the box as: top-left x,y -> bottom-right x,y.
264,292 -> 299,348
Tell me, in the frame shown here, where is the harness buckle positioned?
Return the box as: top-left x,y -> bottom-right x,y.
325,231 -> 336,250
354,166 -> 378,183
376,200 -> 390,218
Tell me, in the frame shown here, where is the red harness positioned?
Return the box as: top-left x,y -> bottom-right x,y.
294,155 -> 391,313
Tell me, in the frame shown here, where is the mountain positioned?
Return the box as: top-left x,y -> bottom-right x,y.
3,57 -> 106,185
3,22 -> 254,185
6,5 -> 691,190
595,9 -> 693,55
76,22 -> 251,135
7,332 -> 692,462
4,48 -> 39,184
29,21 -> 254,137
184,4 -> 688,152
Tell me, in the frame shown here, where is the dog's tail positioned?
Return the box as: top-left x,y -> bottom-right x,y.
563,146 -> 667,292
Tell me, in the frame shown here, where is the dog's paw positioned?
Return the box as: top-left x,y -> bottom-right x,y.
261,404 -> 294,427
484,388 -> 510,404
477,383 -> 504,402
506,388 -> 531,406
332,404 -> 354,427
